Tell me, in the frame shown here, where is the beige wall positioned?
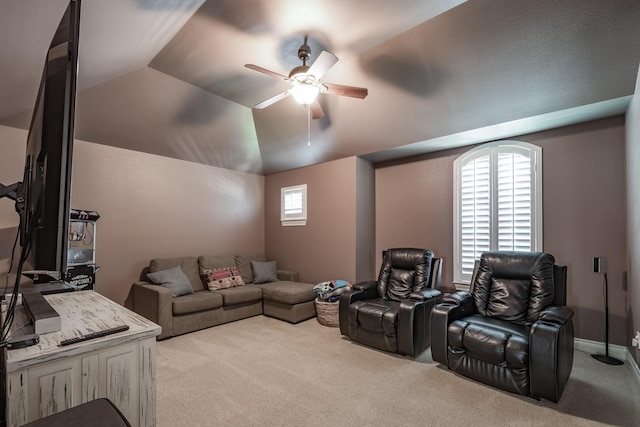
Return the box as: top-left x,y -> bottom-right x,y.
265,157 -> 362,284
528,117 -> 627,345
375,117 -> 628,344
355,158 -> 376,282
0,125 -> 265,304
375,148 -> 467,295
626,70 -> 640,364
0,125 -> 26,230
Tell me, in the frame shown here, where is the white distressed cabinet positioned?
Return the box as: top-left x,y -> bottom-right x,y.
4,291 -> 161,427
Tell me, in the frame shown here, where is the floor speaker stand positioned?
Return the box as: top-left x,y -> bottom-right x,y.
591,272 -> 624,365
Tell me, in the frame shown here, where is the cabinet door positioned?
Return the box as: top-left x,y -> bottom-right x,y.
27,357 -> 82,421
99,343 -> 139,427
5,372 -> 28,427
82,353 -> 100,402
139,337 -> 157,427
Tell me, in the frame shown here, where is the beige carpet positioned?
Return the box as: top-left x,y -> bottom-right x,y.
156,316 -> 640,427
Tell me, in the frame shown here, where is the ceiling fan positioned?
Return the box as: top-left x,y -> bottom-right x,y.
245,37 -> 368,119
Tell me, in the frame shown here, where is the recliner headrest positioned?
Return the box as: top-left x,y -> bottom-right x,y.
473,251 -> 555,324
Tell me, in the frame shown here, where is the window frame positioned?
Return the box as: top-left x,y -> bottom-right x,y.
453,140 -> 543,286
280,184 -> 307,226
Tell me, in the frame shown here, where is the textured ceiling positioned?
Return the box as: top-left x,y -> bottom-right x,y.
1,0 -> 639,175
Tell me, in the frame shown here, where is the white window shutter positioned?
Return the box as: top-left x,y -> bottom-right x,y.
460,154 -> 491,277
497,150 -> 534,252
454,141 -> 542,285
281,184 -> 307,226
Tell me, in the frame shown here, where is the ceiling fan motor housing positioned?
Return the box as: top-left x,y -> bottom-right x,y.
298,43 -> 311,63
289,65 -> 310,79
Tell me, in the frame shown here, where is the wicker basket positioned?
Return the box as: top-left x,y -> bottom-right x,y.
315,298 -> 339,327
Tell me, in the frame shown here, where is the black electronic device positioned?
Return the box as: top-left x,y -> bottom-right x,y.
593,257 -> 607,274
7,333 -> 40,350
18,0 -> 81,283
0,0 -> 82,353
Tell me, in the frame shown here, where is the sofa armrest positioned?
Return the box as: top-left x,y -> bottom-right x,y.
277,269 -> 299,282
130,281 -> 172,340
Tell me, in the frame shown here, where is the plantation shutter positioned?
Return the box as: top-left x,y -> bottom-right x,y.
460,154 -> 491,277
283,187 -> 303,218
281,184 -> 307,226
454,142 -> 541,284
497,149 -> 533,251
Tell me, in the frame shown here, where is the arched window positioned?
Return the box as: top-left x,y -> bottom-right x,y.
453,141 -> 543,284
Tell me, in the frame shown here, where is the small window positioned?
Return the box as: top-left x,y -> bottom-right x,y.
453,141 -> 542,285
281,184 -> 307,226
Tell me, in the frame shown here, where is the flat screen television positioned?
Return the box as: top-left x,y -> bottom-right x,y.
19,0 -> 81,282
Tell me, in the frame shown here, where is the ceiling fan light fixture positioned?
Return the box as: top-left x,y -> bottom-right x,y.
289,81 -> 320,105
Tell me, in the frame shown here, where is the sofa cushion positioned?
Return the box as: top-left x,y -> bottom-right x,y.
235,254 -> 266,284
200,266 -> 245,290
146,266 -> 194,297
150,257 -> 204,292
214,285 -> 263,305
172,291 -> 223,315
251,260 -> 278,284
199,255 -> 236,270
256,281 -> 315,305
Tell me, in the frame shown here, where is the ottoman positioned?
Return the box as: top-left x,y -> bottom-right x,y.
255,281 -> 316,323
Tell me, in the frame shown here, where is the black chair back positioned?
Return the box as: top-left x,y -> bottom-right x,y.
378,248 -> 434,301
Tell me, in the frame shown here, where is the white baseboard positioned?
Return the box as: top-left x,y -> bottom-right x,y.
574,338 -> 640,386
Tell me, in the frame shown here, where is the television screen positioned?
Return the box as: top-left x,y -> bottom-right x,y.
19,0 -> 81,282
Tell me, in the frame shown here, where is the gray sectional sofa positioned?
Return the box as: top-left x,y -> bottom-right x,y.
126,254 -> 316,340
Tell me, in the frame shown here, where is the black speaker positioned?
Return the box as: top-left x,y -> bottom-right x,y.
593,257 -> 607,273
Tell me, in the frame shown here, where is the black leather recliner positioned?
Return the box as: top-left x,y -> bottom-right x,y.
339,248 -> 441,357
431,251 -> 574,402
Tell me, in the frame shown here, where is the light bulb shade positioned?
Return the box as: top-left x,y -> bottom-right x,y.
289,83 -> 319,105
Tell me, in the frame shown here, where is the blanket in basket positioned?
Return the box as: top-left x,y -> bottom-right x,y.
313,279 -> 352,302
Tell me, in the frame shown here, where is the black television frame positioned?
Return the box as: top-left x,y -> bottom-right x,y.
19,0 -> 81,281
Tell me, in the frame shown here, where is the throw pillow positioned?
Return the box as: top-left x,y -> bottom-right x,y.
147,266 -> 194,297
234,254 -> 266,284
251,260 -> 278,284
200,266 -> 245,290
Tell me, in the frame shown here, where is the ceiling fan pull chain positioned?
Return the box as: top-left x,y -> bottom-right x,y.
307,106 -> 311,147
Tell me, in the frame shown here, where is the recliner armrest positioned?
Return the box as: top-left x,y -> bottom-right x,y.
351,280 -> 378,298
530,305 -> 574,402
430,292 -> 477,365
339,287 -> 375,336
409,288 -> 441,301
538,305 -> 573,326
352,280 -> 377,291
443,290 -> 473,307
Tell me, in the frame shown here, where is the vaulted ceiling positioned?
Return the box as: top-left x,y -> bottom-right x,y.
1,0 -> 639,175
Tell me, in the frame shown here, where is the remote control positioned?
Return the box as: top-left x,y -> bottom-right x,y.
59,325 -> 129,347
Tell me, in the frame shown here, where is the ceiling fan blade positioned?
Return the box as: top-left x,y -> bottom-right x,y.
245,64 -> 288,80
308,51 -> 338,79
324,82 -> 368,99
309,100 -> 324,120
254,91 -> 290,109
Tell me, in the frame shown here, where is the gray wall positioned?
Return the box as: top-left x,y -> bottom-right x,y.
374,117 -> 628,345
626,71 -> 640,365
265,156 -> 364,284
0,125 -> 265,304
2,106 -> 637,353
